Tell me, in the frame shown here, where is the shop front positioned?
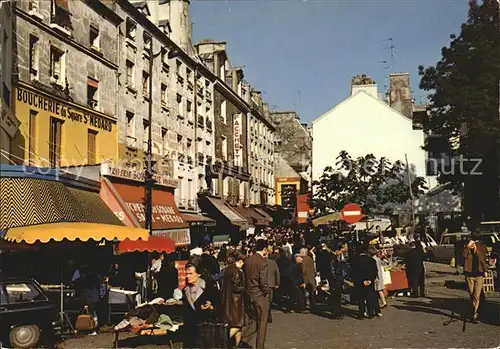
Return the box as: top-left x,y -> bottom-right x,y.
100,164 -> 190,247
10,82 -> 118,167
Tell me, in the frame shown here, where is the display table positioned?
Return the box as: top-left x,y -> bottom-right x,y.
385,270 -> 409,292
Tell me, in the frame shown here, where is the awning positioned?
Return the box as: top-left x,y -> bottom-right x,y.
181,213 -> 216,227
201,197 -> 248,229
1,222 -> 149,244
252,207 -> 273,223
117,235 -> 175,254
153,228 -> 191,247
101,179 -> 188,230
311,212 -> 342,227
0,177 -> 123,230
233,206 -> 269,226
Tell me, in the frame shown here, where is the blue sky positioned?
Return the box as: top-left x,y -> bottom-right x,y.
191,0 -> 470,123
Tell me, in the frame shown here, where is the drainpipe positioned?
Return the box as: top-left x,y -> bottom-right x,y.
115,24 -> 121,167
193,65 -> 198,206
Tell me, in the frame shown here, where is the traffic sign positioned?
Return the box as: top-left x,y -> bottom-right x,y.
341,203 -> 363,224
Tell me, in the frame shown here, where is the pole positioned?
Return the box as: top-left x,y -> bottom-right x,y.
145,47 -> 154,232
405,154 -> 416,227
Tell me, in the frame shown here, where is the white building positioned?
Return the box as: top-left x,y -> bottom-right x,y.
312,74 -> 438,195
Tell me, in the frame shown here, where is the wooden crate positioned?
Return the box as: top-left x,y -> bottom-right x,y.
483,270 -> 495,294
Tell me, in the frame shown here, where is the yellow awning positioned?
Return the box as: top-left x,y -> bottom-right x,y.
2,222 -> 149,244
312,212 -> 342,227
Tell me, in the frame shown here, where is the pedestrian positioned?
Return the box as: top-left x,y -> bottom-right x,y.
290,254 -> 306,313
244,239 -> 271,349
266,247 -> 280,322
299,248 -> 316,311
373,249 -> 387,309
221,250 -> 246,347
351,246 -> 378,319
462,232 -> 488,323
328,243 -> 346,319
404,241 -> 426,298
315,243 -> 333,281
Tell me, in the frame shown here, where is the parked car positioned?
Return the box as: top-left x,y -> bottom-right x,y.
426,231 -> 500,262
351,216 -> 392,232
0,277 -> 58,348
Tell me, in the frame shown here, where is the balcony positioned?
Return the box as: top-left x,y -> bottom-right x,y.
50,11 -> 72,36
178,197 -> 186,209
197,152 -> 204,165
177,153 -> 185,163
87,99 -> 98,110
197,115 -> 204,128
206,119 -> 212,132
187,80 -> 194,91
206,90 -> 212,101
206,155 -> 213,164
187,156 -> 193,165
197,87 -> 204,97
188,199 -> 196,210
177,74 -> 184,86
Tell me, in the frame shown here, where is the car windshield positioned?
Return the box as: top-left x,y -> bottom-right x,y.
4,283 -> 47,303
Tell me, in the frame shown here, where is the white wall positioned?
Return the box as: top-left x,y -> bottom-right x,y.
312,90 -> 436,190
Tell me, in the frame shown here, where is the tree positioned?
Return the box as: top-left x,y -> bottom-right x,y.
312,151 -> 428,214
418,0 -> 500,222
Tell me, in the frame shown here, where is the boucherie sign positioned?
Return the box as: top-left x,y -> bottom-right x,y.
101,163 -> 178,188
126,203 -> 185,224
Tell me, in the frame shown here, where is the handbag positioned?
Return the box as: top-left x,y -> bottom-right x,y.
75,306 -> 97,331
197,322 -> 229,349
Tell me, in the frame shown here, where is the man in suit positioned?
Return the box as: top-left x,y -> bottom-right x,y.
299,248 -> 316,311
463,231 -> 488,323
351,246 -> 379,319
266,246 -> 280,322
245,239 -> 271,349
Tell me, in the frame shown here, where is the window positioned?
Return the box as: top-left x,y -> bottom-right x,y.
29,34 -> 39,80
49,117 -> 63,167
126,111 -> 136,148
143,33 -> 152,53
29,110 -> 37,165
29,0 -> 40,12
126,19 -> 136,40
221,136 -> 227,161
50,46 -> 64,85
87,78 -> 99,110
176,94 -> 183,116
176,177 -> 184,204
186,68 -> 192,80
51,0 -> 72,31
4,283 -> 47,304
161,128 -> 168,155
221,100 -> 227,124
89,25 -> 99,50
161,84 -> 167,104
142,71 -> 150,98
87,130 -> 97,165
187,100 -> 192,119
176,60 -> 182,73
126,60 -> 135,88
143,119 -> 150,150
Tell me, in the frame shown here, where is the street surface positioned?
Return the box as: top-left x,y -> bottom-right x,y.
57,263 -> 500,349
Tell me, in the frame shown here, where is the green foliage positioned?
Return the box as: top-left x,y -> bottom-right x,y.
312,151 -> 428,214
418,0 -> 500,191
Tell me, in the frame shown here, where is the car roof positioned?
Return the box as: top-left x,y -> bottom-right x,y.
0,276 -> 37,284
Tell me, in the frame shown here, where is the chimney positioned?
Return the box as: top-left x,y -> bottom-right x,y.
389,73 -> 413,118
231,69 -> 239,91
168,0 -> 191,53
350,74 -> 377,98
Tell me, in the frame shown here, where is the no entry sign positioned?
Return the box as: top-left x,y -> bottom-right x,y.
341,203 -> 363,224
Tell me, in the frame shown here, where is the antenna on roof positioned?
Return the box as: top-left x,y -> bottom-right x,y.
378,60 -> 389,99
383,37 -> 395,73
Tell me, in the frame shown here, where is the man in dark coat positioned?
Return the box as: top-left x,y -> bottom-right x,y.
299,248 -> 316,310
328,243 -> 346,319
266,248 -> 280,322
244,239 -> 270,349
350,246 -> 378,319
404,241 -> 426,298
157,256 -> 179,300
316,243 -> 333,281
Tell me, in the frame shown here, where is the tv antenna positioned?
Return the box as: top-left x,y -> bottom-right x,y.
383,37 -> 395,73
378,60 -> 389,99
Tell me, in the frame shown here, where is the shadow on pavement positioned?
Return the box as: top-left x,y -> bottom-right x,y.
392,296 -> 500,326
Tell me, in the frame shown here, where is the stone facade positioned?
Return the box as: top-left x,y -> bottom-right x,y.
269,111 -> 311,177
113,0 -> 215,213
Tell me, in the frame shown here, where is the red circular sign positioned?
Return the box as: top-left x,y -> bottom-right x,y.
341,203 -> 363,224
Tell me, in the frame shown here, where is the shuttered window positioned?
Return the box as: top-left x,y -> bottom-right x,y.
49,117 -> 63,167
87,130 -> 97,165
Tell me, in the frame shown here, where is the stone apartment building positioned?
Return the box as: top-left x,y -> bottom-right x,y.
0,0 -> 18,162
196,41 -> 251,205
111,0 -> 215,214
9,0 -> 121,167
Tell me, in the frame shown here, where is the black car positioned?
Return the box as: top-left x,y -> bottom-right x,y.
0,277 -> 58,348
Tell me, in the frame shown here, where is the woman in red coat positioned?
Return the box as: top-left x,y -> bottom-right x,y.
221,250 -> 246,347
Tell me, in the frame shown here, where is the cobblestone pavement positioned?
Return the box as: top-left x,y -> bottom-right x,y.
58,284 -> 500,349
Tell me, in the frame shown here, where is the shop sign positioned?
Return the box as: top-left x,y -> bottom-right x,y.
101,163 -> 178,188
125,203 -> 185,224
153,228 -> 191,246
277,177 -> 300,183
234,114 -> 242,165
0,100 -> 19,138
16,86 -> 113,132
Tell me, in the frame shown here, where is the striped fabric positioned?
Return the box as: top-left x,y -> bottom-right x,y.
0,177 -> 122,230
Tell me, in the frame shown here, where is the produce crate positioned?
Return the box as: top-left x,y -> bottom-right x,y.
483,270 -> 495,294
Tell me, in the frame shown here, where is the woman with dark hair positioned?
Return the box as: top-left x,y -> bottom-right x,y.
182,257 -> 218,348
220,250 -> 246,347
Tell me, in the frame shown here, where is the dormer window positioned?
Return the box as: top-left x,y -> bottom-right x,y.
126,19 -> 136,40
143,33 -> 152,53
